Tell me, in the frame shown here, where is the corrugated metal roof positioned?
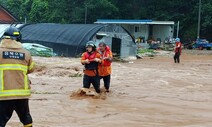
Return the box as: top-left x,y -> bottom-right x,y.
95,19 -> 174,25
19,23 -> 107,56
20,23 -> 104,46
19,23 -> 136,57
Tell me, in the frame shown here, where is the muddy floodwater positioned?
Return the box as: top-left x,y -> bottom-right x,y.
7,51 -> 212,127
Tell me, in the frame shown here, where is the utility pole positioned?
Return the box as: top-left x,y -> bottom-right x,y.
197,0 -> 201,39
176,21 -> 180,38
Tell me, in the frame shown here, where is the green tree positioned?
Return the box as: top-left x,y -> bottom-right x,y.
1,0 -> 212,41
29,0 -> 48,23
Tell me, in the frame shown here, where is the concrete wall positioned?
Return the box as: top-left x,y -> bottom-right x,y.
121,24 -> 149,40
153,25 -> 173,42
121,24 -> 174,42
133,25 -> 149,40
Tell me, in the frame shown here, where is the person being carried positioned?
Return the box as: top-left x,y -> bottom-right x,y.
81,41 -> 102,93
174,38 -> 182,63
97,42 -> 113,92
0,26 -> 35,127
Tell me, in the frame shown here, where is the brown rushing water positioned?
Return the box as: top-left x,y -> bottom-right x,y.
7,51 -> 212,127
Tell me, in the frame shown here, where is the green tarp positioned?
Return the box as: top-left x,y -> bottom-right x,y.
22,43 -> 53,57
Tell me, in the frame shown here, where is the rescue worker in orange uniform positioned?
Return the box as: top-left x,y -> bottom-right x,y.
174,38 -> 182,63
0,26 -> 35,127
81,41 -> 102,93
97,42 -> 113,92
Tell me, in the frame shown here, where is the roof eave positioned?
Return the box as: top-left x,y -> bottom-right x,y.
95,22 -> 174,25
94,19 -> 175,25
0,5 -> 19,22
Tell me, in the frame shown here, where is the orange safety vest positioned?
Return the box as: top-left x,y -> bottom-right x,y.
84,52 -> 98,70
175,42 -> 182,53
97,46 -> 112,76
81,51 -> 101,76
84,52 -> 97,61
98,46 -> 112,66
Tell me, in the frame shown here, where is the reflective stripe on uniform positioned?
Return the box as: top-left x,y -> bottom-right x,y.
0,64 -> 28,72
24,123 -> 33,127
0,64 -> 30,97
29,62 -> 35,70
0,70 -> 3,90
0,89 -> 31,97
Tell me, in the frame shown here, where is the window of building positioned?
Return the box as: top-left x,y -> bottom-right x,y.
135,26 -> 139,32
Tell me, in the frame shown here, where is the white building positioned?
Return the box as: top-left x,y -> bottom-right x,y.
95,19 -> 175,43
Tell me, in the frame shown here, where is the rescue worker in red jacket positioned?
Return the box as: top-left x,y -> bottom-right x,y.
97,42 -> 113,92
174,38 -> 182,63
81,41 -> 102,93
0,26 -> 35,127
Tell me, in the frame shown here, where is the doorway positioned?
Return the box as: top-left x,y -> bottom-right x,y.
112,37 -> 121,57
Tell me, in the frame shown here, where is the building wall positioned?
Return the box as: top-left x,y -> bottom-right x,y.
92,31 -> 136,59
121,24 -> 174,42
153,25 -> 173,42
121,24 -> 149,40
133,25 -> 149,40
0,9 -> 15,23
